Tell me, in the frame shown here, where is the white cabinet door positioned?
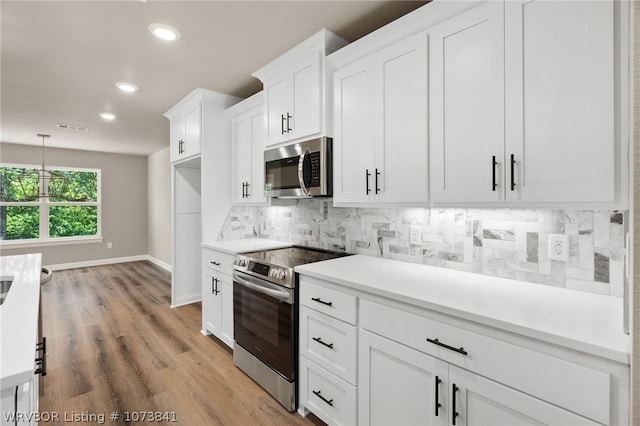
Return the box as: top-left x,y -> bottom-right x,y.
231,115 -> 252,204
170,115 -> 185,163
429,1 -> 505,203
289,51 -> 322,141
264,52 -> 322,147
220,274 -> 234,348
248,108 -> 267,204
358,329 -> 448,426
184,103 -> 202,159
203,269 -> 222,337
231,106 -> 268,205
333,56 -> 375,205
504,0 -> 615,203
375,31 -> 428,204
264,75 -> 289,147
449,366 -> 599,426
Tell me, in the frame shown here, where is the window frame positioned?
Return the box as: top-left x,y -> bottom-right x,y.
0,162 -> 103,247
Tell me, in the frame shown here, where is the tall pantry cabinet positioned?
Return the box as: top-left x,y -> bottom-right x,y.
164,88 -> 240,307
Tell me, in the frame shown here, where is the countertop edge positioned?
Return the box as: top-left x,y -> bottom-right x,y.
295,256 -> 630,366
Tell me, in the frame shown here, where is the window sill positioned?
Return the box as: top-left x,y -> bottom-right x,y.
0,236 -> 104,250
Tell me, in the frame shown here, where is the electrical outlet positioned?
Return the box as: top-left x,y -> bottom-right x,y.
107,242 -> 113,249
548,234 -> 569,261
409,225 -> 421,245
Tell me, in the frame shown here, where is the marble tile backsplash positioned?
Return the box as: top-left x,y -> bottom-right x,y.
218,200 -> 627,297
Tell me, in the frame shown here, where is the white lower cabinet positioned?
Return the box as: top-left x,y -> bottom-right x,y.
1,379 -> 38,426
297,275 -> 627,426
201,248 -> 234,348
449,366 -> 599,426
359,328 -> 448,426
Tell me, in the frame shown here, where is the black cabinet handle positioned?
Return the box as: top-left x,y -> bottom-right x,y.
365,169 -> 371,194
426,338 -> 468,356
435,376 -> 441,416
244,182 -> 250,198
311,297 -> 332,307
242,182 -> 246,198
312,390 -> 334,407
452,384 -> 459,425
492,155 -> 498,191
35,337 -> 47,376
312,337 -> 334,349
211,277 -> 216,294
286,113 -> 292,133
210,261 -> 221,266
281,114 -> 286,135
510,154 -> 516,191
375,168 -> 380,194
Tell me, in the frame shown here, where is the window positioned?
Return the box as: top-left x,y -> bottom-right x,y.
0,164 -> 101,244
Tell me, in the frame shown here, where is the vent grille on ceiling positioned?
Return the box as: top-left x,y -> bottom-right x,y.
56,123 -> 88,132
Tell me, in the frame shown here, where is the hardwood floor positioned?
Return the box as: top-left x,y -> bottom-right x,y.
39,261 -> 324,425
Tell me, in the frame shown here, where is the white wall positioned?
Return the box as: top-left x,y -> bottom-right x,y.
147,147 -> 171,268
0,142 -> 148,266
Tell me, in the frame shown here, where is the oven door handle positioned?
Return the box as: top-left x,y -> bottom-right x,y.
233,272 -> 293,303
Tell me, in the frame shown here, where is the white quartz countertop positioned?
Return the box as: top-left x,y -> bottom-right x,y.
201,238 -> 292,254
0,254 -> 42,389
295,254 -> 629,365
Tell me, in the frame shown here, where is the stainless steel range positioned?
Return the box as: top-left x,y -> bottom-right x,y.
232,246 -> 348,412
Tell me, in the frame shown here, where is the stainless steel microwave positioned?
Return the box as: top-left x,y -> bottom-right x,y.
264,137 -> 332,198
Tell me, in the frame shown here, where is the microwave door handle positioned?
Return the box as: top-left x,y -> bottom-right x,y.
233,272 -> 292,303
297,150 -> 310,196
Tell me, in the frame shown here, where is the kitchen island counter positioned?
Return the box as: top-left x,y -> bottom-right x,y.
0,253 -> 42,389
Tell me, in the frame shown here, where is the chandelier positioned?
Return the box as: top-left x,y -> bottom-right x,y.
15,134 -> 88,202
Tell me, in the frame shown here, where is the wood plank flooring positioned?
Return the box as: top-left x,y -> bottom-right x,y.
39,261 -> 324,425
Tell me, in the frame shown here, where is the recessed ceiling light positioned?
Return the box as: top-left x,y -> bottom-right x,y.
116,82 -> 139,93
100,112 -> 116,121
149,23 -> 181,41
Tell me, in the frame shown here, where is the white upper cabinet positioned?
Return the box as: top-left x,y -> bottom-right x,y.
429,1 -> 505,203
253,29 -> 348,148
333,56 -> 375,205
229,94 -> 268,205
168,102 -> 202,163
333,31 -> 428,206
263,51 -> 321,146
504,0 -> 615,203
430,0 -> 619,205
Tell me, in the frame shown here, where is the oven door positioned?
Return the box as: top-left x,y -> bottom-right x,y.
233,270 -> 296,380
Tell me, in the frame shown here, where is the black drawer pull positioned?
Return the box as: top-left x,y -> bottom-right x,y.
492,155 -> 498,191
311,297 -> 332,307
435,375 -> 441,416
452,383 -> 459,425
312,337 -> 334,349
426,338 -> 468,356
35,337 -> 47,376
510,153 -> 516,191
210,261 -> 221,266
312,390 -> 333,407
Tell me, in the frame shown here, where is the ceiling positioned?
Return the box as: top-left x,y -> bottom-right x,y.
1,1 -> 427,157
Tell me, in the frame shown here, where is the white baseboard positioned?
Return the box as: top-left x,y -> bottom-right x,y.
45,254 -> 172,272
145,255 -> 172,272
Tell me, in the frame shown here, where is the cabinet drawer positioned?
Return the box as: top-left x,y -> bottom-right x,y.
300,306 -> 357,384
360,299 -> 611,425
202,249 -> 233,275
299,357 -> 357,426
299,278 -> 357,325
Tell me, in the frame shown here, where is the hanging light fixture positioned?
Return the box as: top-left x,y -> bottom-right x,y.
15,134 -> 88,202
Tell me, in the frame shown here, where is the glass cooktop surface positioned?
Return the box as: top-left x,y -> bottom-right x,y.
245,246 -> 348,269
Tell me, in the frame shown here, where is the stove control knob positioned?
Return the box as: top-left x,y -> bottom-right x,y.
234,258 -> 247,267
277,270 -> 286,280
